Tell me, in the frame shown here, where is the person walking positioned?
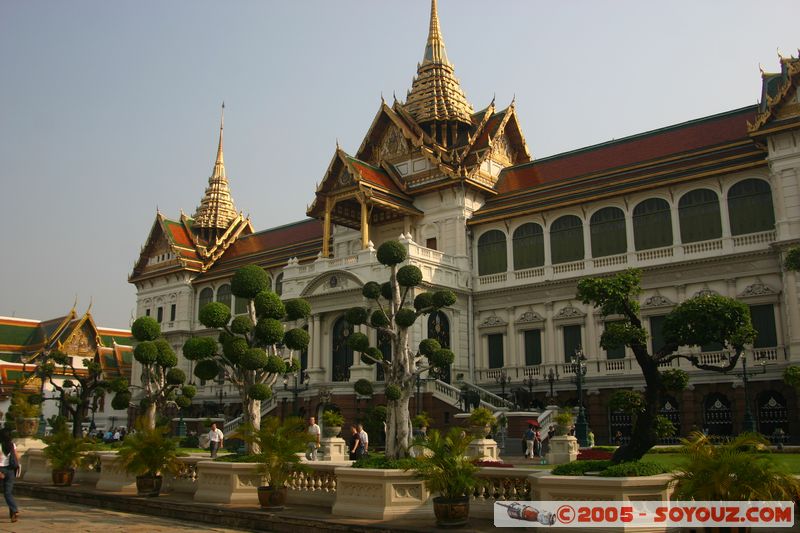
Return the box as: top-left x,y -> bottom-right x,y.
357,423 -> 369,456
524,424 -> 535,459
307,417 -> 321,460
208,423 -> 224,458
0,428 -> 20,523
348,425 -> 362,460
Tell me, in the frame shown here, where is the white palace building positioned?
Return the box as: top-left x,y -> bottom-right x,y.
129,1 -> 800,444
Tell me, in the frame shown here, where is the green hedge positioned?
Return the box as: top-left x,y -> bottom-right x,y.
598,461 -> 666,477
551,460 -> 611,476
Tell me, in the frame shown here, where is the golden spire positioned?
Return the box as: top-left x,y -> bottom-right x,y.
193,103 -> 238,237
404,0 -> 473,126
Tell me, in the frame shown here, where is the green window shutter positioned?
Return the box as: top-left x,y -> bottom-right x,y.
633,198 -> 673,250
679,189 -> 722,243
563,325 -> 582,362
728,179 -> 775,236
234,296 -> 249,315
513,223 -> 545,270
551,215 -> 584,264
749,304 -> 777,349
198,288 -> 213,319
488,334 -> 504,369
524,330 -> 542,365
649,315 -> 667,354
604,321 -> 625,359
478,230 -> 508,276
590,207 -> 627,258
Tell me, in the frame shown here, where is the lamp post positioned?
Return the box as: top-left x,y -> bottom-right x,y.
284,371 -> 309,415
740,354 -> 767,433
571,348 -> 590,448
522,375 -> 537,409
546,368 -> 559,401
495,370 -> 511,401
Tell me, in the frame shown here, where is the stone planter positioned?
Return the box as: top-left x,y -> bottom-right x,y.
74,462 -> 101,488
467,438 -> 499,461
319,437 -> 348,462
193,461 -> 266,504
15,417 -> 40,438
332,467 -> 431,520
322,425 -> 342,438
95,453 -> 137,493
20,448 -> 51,483
545,435 -> 578,465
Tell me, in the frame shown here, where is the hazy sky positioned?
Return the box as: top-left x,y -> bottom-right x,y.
1,0 -> 798,329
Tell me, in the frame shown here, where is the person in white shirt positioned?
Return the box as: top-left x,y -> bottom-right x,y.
0,428 -> 19,522
208,423 -> 224,458
306,417 -> 321,460
357,423 -> 369,455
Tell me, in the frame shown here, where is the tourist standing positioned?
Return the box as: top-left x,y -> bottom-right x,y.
348,425 -> 362,460
0,428 -> 19,523
208,423 -> 224,458
357,423 -> 369,456
307,417 -> 321,460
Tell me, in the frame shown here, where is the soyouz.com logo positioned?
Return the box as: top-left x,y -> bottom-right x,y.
493,501 -> 795,528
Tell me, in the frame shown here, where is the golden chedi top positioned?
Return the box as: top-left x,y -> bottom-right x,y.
194,103 -> 239,235
404,0 -> 474,127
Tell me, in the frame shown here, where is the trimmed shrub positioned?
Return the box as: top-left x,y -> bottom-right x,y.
394,308 -> 417,328
183,336 -> 217,360
396,265 -> 423,287
385,384 -> 402,401
194,359 -> 220,381
222,337 -> 249,364
362,281 -> 381,300
265,355 -> 286,374
230,315 -> 253,335
254,291 -> 285,320
240,348 -> 268,370
283,328 -> 310,350
347,332 -> 370,352
134,341 -> 158,365
155,339 -> 177,367
254,318 -> 284,345
131,316 -> 160,341
376,240 -> 407,266
413,292 -> 434,311
165,367 -> 186,385
370,310 -> 390,328
432,290 -> 456,308
354,379 -> 374,396
598,461 -> 666,477
199,302 -> 231,328
552,460 -> 611,476
430,348 -> 454,368
418,338 -> 441,356
345,307 -> 369,325
231,265 -> 270,299
248,383 -> 272,401
284,298 -> 311,320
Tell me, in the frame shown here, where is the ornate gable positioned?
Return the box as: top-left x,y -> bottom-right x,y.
749,54 -> 800,135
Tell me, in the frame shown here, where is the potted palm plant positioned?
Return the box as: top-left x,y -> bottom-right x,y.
243,416 -> 309,510
7,390 -> 42,437
409,427 -> 478,527
466,407 -> 495,438
42,419 -> 92,486
321,409 -> 344,438
553,412 -> 574,436
115,419 -> 184,496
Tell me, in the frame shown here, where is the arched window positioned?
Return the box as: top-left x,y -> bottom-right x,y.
550,215 -> 584,264
728,179 -> 775,235
633,198 -> 673,250
679,189 -> 721,243
428,311 -> 451,383
216,284 -> 232,309
512,223 -> 544,270
331,316 -> 354,382
477,230 -> 507,276
274,273 -> 284,296
590,207 -> 626,258
198,288 -> 213,319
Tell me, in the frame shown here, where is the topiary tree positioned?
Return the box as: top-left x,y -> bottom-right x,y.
578,269 -> 755,463
112,317 -> 193,430
346,240 -> 457,459
182,264 -> 311,453
35,350 -> 119,437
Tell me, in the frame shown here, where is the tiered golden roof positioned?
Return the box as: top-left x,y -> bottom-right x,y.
194,103 -> 238,232
404,0 -> 474,126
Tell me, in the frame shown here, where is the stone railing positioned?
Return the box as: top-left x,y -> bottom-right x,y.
287,463 -> 338,507
471,467 -> 535,518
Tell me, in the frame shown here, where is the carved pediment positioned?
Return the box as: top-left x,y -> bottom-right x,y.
516,310 -> 544,324
738,282 -> 777,298
300,271 -> 363,298
694,288 -> 718,298
63,324 -> 98,357
554,306 -> 585,320
479,315 -> 507,328
643,295 -> 675,308
379,124 -> 409,162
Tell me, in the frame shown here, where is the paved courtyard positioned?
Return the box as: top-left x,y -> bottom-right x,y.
0,496 -> 248,533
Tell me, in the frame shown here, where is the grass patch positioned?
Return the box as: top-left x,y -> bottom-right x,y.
350,453 -> 419,470
213,453 -> 259,463
643,452 -> 800,474
598,461 -> 666,477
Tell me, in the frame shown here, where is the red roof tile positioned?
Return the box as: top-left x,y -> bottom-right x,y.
496,106 -> 757,195
217,219 -> 323,263
347,157 -> 399,192
163,219 -> 195,249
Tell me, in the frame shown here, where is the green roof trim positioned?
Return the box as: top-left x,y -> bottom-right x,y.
0,324 -> 41,347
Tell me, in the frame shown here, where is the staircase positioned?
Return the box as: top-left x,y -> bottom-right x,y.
223,396 -> 277,435
430,379 -> 515,411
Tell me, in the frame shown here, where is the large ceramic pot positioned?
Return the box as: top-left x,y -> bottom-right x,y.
52,469 -> 75,487
468,425 -> 490,439
322,426 -> 341,438
433,495 -> 470,527
257,485 -> 287,510
15,417 -> 40,438
135,475 -> 163,497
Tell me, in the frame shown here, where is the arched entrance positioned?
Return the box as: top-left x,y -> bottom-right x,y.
428,311 -> 451,383
703,393 -> 733,437
658,396 -> 681,444
331,316 -> 353,382
757,390 -> 789,443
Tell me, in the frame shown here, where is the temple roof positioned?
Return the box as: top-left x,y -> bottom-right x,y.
749,53 -> 800,135
404,0 -> 474,125
194,104 -> 239,231
471,106 -> 764,224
